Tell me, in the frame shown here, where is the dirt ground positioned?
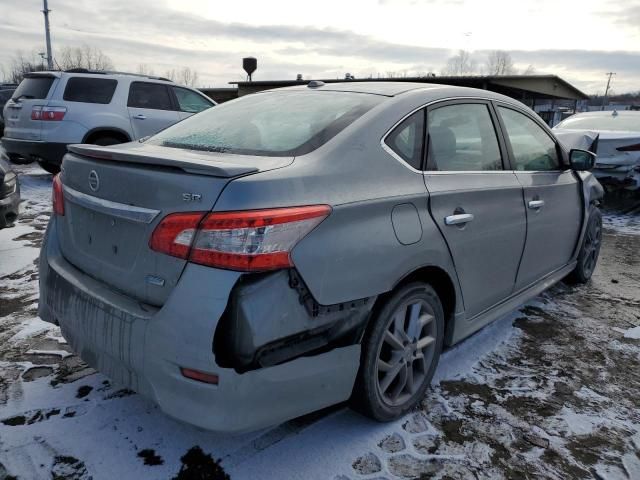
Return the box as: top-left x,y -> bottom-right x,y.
0,165 -> 638,480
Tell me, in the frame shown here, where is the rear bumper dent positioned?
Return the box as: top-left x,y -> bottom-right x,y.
38,220 -> 360,432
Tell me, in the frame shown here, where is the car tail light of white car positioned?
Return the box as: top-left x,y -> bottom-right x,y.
616,143 -> 640,152
150,205 -> 331,272
52,174 -> 65,215
31,106 -> 67,121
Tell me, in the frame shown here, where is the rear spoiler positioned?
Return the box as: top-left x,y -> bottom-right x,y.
24,72 -> 60,79
66,144 -> 261,178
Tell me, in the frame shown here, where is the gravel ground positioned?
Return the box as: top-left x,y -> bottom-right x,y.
0,164 -> 638,480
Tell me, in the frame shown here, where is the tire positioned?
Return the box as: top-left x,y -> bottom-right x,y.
567,206 -> 602,284
92,136 -> 122,146
351,282 -> 445,421
37,160 -> 60,175
8,153 -> 33,165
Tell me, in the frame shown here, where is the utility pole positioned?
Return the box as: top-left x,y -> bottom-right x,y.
601,72 -> 616,111
42,0 -> 53,70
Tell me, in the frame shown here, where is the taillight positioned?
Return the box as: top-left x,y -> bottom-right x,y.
616,143 -> 640,152
148,212 -> 206,258
149,205 -> 331,272
52,174 -> 65,215
32,106 -> 67,121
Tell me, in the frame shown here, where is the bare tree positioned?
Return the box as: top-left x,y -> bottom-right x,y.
442,50 -> 478,76
136,63 -> 156,76
521,64 -> 536,75
4,51 -> 48,84
485,50 -> 515,76
58,45 -> 114,71
164,67 -> 200,87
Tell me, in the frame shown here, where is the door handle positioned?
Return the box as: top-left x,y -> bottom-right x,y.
133,114 -> 146,120
445,213 -> 474,226
528,200 -> 545,209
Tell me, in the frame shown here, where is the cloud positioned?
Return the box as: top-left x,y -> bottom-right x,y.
601,3 -> 640,31
0,0 -> 638,93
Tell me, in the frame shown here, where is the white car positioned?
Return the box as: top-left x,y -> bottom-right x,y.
554,110 -> 640,191
1,70 -> 215,174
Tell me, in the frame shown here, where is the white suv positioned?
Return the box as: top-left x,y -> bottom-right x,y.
1,70 -> 215,173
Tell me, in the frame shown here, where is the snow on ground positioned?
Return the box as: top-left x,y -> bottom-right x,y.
1,164 -> 639,479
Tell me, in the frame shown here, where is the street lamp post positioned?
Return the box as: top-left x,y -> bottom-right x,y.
42,0 -> 53,70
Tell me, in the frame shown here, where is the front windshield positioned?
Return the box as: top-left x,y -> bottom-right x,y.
556,114 -> 640,132
147,90 -> 383,157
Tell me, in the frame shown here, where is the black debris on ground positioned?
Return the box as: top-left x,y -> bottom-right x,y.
172,446 -> 230,480
76,385 -> 93,399
137,448 -> 164,466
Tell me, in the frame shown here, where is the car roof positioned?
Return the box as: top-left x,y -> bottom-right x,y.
25,70 -> 173,83
269,81 -> 449,97
262,81 -> 517,103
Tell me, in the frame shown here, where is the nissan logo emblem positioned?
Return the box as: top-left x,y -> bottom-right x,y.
88,170 -> 100,192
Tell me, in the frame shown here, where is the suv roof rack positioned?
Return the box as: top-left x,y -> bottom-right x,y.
63,68 -> 173,82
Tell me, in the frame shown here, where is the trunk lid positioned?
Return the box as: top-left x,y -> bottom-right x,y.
57,143 -> 293,306
3,73 -> 59,141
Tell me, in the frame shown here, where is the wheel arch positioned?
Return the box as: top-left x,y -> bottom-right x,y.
368,265 -> 458,345
82,127 -> 131,144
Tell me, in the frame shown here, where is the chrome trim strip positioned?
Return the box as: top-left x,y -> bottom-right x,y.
63,185 -> 160,224
423,170 -> 518,175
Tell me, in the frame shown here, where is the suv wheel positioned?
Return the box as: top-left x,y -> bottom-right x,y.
8,154 -> 33,165
567,206 -> 602,284
37,160 -> 60,175
93,136 -> 122,146
352,282 -> 444,421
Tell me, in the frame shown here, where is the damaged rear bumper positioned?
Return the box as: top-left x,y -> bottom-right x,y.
38,220 -> 361,432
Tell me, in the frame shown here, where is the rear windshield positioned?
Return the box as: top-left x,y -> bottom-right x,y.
147,91 -> 383,157
63,77 -> 118,104
12,76 -> 55,100
556,114 -> 640,132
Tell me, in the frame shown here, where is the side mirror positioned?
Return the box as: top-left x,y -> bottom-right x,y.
569,149 -> 596,171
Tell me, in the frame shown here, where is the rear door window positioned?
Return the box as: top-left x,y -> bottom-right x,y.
173,87 -> 213,113
128,82 -> 174,110
427,103 -> 503,171
498,106 -> 560,171
12,76 -> 55,100
63,77 -> 118,104
384,110 -> 425,170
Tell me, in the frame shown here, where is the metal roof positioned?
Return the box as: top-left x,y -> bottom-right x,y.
230,74 -> 588,100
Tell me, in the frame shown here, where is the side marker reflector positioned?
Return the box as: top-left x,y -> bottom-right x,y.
180,367 -> 219,385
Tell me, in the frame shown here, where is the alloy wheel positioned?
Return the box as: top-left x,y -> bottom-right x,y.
583,218 -> 602,276
375,299 -> 437,407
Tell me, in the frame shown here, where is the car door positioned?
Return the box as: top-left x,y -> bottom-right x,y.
495,104 -> 582,290
171,86 -> 214,121
423,101 -> 527,319
127,81 -> 180,139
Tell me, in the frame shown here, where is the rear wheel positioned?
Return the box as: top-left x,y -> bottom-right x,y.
8,153 -> 33,165
352,282 -> 444,421
567,206 -> 602,284
92,136 -> 123,146
37,160 -> 60,175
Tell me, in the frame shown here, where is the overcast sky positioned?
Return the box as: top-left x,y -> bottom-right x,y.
1,0 -> 639,94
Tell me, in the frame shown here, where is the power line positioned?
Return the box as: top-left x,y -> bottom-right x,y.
42,0 -> 53,70
601,72 -> 616,111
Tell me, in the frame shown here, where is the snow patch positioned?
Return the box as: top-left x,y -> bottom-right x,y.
622,325 -> 640,339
